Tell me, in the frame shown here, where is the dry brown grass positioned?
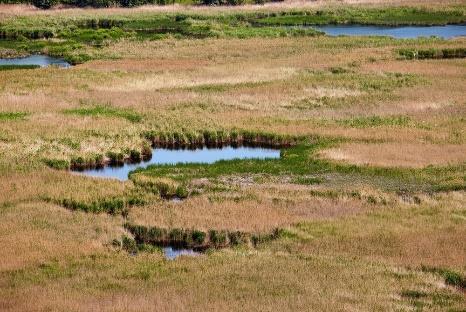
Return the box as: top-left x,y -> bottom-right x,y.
279,192 -> 466,268
129,190 -> 370,232
1,36 -> 464,163
0,201 -> 123,271
0,9 -> 465,311
320,142 -> 466,168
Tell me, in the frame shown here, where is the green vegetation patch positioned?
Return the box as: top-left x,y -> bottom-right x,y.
124,223 -> 279,251
422,266 -> 466,289
254,7 -> 466,26
42,158 -> 70,170
64,104 -> 142,123
338,115 -> 412,128
0,111 -> 28,121
134,135 -> 465,194
1,7 -> 463,64
398,47 -> 466,60
56,196 -> 145,215
0,64 -> 40,71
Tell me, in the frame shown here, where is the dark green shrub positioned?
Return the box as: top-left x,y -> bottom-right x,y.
141,143 -> 153,159
421,266 -> 466,289
70,156 -> 86,170
228,231 -> 250,246
122,235 -> 138,254
169,228 -> 185,243
175,185 -> 189,199
32,0 -> 58,9
148,227 -> 167,242
209,230 -> 227,247
129,149 -> 141,162
43,159 -> 70,170
443,270 -> 466,289
106,151 -> 125,165
191,230 -> 206,245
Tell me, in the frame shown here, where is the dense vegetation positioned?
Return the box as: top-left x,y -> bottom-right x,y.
0,6 -> 465,63
125,223 -> 279,250
2,0 -> 275,8
398,47 -> 466,59
0,64 -> 40,70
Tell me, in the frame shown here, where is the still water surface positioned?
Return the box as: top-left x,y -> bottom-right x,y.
0,55 -> 70,67
314,24 -> 466,39
77,146 -> 281,181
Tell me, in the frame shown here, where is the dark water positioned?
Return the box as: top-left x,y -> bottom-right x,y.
315,25 -> 466,39
0,55 -> 70,67
163,247 -> 200,260
78,146 -> 281,181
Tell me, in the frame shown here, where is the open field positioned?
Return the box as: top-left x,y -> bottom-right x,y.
0,2 -> 465,311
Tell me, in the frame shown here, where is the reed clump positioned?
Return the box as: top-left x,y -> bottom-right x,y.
0,112 -> 28,121
59,197 -> 127,215
0,65 -> 41,71
124,223 -> 279,250
56,195 -> 146,215
64,144 -> 151,171
70,154 -> 105,170
144,129 -> 299,148
398,48 -> 466,60
42,158 -> 70,170
131,174 -> 188,200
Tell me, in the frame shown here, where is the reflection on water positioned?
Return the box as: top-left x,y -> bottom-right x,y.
314,25 -> 466,39
163,247 -> 200,260
77,146 -> 281,181
0,55 -> 70,67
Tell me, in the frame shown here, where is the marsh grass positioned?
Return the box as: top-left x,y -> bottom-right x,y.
0,111 -> 28,121
64,103 -> 142,123
338,115 -> 412,128
253,7 -> 466,26
0,5 -> 465,310
421,266 -> 466,290
0,64 -> 40,70
56,194 -> 146,215
124,222 -> 278,250
398,47 -> 466,60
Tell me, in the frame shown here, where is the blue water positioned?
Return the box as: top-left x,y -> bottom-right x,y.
78,146 -> 281,181
163,247 -> 200,260
0,55 -> 70,68
315,25 -> 466,39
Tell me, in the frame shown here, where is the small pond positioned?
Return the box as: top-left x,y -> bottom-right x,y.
163,247 -> 200,260
77,146 -> 281,181
0,55 -> 70,68
314,24 -> 466,39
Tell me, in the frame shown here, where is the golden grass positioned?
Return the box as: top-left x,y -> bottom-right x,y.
0,201 -> 123,271
276,192 -> 466,268
1,36 -> 464,163
128,190 -> 371,232
320,142 -> 466,168
0,9 -> 465,310
0,194 -> 464,311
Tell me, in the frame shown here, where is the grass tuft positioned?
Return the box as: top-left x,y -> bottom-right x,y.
64,104 -> 142,123
0,112 -> 28,121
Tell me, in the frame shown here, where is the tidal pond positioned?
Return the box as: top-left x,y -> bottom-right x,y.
315,24 -> 466,39
77,146 -> 281,181
0,55 -> 70,68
